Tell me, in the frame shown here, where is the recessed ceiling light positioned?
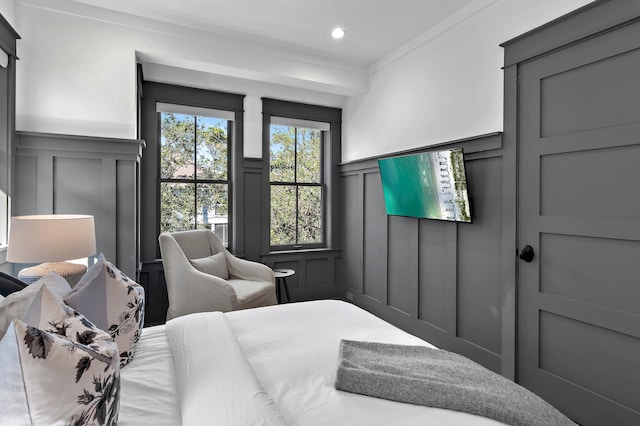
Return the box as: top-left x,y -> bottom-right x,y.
331,27 -> 346,40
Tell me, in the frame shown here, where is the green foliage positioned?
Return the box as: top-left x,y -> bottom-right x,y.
160,182 -> 195,232
160,113 -> 229,236
269,125 -> 323,246
297,186 -> 322,243
161,113 -> 195,179
270,125 -> 295,182
296,128 -> 321,183
270,185 -> 296,245
160,115 -> 324,246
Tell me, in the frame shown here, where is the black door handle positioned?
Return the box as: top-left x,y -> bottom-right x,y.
519,245 -> 534,262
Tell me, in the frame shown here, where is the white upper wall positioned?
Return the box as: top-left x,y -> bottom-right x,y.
341,0 -> 593,162
15,4 -> 137,138
0,0 -> 14,28
10,0 -> 362,144
3,0 -> 593,160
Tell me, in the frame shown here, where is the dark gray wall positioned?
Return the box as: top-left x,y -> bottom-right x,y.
502,1 -> 640,424
12,132 -> 144,278
338,133 -> 517,375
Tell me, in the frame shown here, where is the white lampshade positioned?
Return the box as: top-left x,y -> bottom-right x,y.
7,214 -> 97,263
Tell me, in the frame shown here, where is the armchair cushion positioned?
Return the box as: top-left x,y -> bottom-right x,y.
189,252 -> 229,280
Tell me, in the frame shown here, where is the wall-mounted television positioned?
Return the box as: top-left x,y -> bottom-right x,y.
378,148 -> 471,222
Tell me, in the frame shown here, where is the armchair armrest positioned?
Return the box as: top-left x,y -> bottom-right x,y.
226,254 -> 275,285
166,266 -> 239,319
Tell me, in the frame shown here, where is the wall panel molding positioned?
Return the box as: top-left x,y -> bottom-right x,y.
14,131 -> 144,278
260,249 -> 341,301
338,132 -> 514,375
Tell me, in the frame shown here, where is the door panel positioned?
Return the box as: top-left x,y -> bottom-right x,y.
518,19 -> 640,426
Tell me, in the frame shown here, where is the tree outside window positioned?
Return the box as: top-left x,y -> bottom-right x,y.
160,112 -> 230,245
270,124 -> 323,248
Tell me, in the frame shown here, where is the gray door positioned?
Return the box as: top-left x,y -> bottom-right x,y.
517,19 -> 640,426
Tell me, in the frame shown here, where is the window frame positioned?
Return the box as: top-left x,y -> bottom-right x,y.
262,98 -> 342,254
269,124 -> 326,250
139,82 -> 244,261
158,110 -> 233,245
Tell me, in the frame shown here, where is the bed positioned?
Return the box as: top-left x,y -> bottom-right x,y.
0,266 -> 573,425
118,300 -> 537,426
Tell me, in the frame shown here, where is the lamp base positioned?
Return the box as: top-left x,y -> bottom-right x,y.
18,261 -> 87,287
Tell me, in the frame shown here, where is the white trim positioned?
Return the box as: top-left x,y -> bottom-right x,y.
271,116 -> 330,131
156,102 -> 235,121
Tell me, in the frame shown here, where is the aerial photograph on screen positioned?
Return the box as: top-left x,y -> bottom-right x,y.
378,149 -> 471,222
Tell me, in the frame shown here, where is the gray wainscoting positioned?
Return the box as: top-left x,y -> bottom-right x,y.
338,133 -> 516,375
13,131 -> 144,278
262,249 -> 342,302
138,259 -> 167,327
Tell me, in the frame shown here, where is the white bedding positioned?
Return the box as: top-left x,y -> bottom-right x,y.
119,325 -> 180,425
120,300 -> 506,425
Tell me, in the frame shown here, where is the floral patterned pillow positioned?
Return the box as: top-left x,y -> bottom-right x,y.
65,253 -> 145,367
0,285 -> 120,425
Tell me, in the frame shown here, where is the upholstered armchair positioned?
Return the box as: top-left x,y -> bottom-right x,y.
158,229 -> 277,320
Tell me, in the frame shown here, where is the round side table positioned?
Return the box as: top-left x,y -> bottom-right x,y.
273,268 -> 294,303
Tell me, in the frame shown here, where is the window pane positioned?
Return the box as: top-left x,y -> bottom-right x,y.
160,182 -> 195,233
161,113 -> 195,179
270,185 -> 296,245
197,116 -> 228,180
270,125 -> 295,182
296,128 -> 321,183
196,183 -> 228,246
298,186 -> 322,244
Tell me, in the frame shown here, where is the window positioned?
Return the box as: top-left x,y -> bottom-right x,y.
159,104 -> 232,245
269,119 -> 327,249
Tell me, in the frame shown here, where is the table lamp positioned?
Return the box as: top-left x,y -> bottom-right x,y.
6,214 -> 97,286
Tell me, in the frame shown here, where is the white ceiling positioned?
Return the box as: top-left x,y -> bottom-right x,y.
67,0 -> 476,66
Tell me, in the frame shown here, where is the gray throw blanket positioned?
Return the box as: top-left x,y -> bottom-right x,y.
335,340 -> 576,426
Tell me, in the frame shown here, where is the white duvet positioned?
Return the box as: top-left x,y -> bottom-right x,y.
120,300 -> 506,425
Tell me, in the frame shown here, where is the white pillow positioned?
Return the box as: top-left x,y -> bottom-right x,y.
0,272 -> 71,340
0,285 -> 120,425
65,253 -> 145,367
189,252 -> 230,280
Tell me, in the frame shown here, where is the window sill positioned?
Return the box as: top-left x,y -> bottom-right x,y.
263,247 -> 341,256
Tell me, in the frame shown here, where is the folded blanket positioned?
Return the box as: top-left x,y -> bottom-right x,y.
335,340 -> 576,426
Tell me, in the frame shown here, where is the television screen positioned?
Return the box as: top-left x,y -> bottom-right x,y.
378,149 -> 471,222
